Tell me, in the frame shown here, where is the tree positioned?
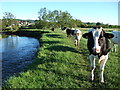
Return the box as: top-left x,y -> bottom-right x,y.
38,7 -> 48,21
57,11 -> 73,27
35,20 -> 49,29
96,22 -> 101,25
2,12 -> 18,30
37,7 -> 74,28
86,22 -> 95,28
3,12 -> 15,19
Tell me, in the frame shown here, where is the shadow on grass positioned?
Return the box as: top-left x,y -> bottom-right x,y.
46,34 -> 63,38
43,41 -> 61,45
46,45 -> 79,53
79,49 -> 89,54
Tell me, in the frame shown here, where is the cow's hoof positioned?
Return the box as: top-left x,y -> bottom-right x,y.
100,80 -> 104,83
89,77 -> 94,82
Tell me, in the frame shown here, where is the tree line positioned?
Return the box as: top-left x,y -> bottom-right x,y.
35,7 -> 84,29
1,7 -> 119,31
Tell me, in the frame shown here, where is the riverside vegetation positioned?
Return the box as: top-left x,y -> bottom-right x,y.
3,28 -> 120,88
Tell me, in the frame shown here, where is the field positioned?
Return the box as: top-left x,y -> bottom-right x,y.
3,28 -> 120,88
0,34 -> 2,40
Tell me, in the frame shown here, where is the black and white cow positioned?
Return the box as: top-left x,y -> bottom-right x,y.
61,27 -> 74,37
62,27 -> 82,46
61,27 -> 67,31
62,27 -> 73,37
82,27 -> 114,83
74,29 -> 82,46
66,28 -> 75,37
110,31 -> 120,52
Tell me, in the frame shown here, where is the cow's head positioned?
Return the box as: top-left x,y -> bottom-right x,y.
83,27 -> 114,55
74,29 -> 80,36
61,27 -> 67,30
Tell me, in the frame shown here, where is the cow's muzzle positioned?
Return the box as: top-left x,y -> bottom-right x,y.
92,47 -> 101,54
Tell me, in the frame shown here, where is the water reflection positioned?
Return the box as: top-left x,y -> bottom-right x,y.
1,35 -> 19,52
0,34 -> 40,81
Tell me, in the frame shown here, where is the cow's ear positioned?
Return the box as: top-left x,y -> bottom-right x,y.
82,33 -> 89,39
104,33 -> 114,39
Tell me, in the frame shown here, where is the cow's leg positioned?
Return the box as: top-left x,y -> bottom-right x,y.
74,40 -> 77,46
111,43 -> 116,52
76,40 -> 79,46
110,40 -> 113,52
77,40 -> 79,46
114,44 -> 117,52
99,54 -> 108,83
67,34 -> 69,37
89,55 -> 96,81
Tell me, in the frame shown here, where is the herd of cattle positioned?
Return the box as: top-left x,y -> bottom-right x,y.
61,26 -> 119,83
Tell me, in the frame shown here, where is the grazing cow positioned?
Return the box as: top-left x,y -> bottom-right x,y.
61,27 -> 82,46
61,27 -> 67,31
66,28 -> 75,37
74,29 -> 82,46
51,28 -> 55,31
110,31 -> 120,52
61,27 -> 75,37
82,27 -> 114,83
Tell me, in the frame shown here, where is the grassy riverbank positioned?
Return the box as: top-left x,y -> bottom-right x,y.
3,29 -> 120,88
0,29 -> 49,39
0,34 -> 2,40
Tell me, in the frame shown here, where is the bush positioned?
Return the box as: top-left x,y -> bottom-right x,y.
12,25 -> 19,30
27,24 -> 36,29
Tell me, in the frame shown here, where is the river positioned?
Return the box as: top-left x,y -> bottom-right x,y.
0,35 -> 40,82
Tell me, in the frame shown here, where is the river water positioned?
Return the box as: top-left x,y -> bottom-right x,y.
0,35 -> 40,82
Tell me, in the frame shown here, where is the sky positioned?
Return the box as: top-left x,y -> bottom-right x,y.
0,0 -> 119,25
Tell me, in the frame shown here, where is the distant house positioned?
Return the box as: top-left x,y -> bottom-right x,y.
18,20 -> 35,28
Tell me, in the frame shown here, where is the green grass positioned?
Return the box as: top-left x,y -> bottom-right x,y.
3,29 -> 120,88
0,34 -> 2,39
